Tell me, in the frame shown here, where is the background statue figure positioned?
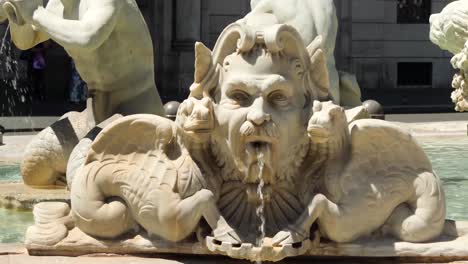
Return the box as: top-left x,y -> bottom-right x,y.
0,0 -> 164,186
243,0 -> 362,107
430,0 -> 468,112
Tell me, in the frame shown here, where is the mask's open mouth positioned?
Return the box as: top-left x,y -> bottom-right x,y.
245,137 -> 274,154
249,141 -> 269,149
243,137 -> 276,184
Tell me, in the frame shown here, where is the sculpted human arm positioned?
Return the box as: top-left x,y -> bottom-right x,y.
3,0 -> 53,50
31,0 -> 122,51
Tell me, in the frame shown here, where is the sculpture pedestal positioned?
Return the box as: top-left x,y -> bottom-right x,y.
26,221 -> 468,263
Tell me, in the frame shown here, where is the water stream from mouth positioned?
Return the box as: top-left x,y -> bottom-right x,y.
255,151 -> 266,264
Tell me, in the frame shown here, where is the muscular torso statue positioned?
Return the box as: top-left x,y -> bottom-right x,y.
4,0 -> 163,121
243,0 -> 362,107
0,0 -> 164,186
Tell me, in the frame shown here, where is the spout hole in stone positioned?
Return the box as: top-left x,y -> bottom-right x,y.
292,242 -> 303,249
231,243 -> 241,248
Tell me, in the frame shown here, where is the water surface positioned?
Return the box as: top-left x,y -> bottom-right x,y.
419,136 -> 468,221
0,207 -> 33,243
0,162 -> 21,182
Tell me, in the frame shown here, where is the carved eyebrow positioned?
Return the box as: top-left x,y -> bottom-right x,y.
263,76 -> 294,95
223,75 -> 291,94
223,78 -> 255,94
262,75 -> 287,88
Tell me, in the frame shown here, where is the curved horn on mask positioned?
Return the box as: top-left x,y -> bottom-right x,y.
190,42 -> 217,99
307,35 -> 330,101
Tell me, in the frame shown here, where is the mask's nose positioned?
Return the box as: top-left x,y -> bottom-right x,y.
247,97 -> 271,126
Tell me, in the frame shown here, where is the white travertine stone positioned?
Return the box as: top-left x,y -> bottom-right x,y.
26,15 -> 450,263
0,0 -> 164,187
430,1 -> 468,112
242,0 -> 362,106
66,114 -> 123,189
26,202 -> 73,246
69,114 -> 240,243
21,110 -> 93,187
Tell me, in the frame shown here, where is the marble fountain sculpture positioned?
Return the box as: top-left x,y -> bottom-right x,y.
430,0 -> 468,112
0,0 -> 165,187
13,0 -> 362,190
1,0 -> 468,262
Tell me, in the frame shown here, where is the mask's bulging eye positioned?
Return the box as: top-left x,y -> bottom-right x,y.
230,90 -> 250,102
269,91 -> 289,107
270,92 -> 286,101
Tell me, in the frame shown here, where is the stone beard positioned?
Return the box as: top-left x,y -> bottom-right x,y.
210,124 -> 309,186
210,119 -> 309,240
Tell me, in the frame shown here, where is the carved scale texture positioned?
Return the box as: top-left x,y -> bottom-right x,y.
82,115 -> 205,228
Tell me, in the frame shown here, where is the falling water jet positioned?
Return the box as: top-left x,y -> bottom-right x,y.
255,150 -> 266,264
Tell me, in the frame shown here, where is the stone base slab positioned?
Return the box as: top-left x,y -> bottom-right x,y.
25,221 -> 468,262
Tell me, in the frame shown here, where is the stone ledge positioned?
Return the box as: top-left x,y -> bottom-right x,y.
0,183 -> 69,210
25,221 -> 468,263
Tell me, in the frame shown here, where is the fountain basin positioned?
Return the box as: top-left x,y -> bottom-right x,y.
24,220 -> 468,263
0,163 -> 69,243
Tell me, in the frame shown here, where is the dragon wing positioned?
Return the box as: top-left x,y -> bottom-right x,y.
83,114 -> 206,198
83,114 -> 191,192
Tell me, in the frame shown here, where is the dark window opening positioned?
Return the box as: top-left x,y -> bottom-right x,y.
397,0 -> 431,24
397,62 -> 432,86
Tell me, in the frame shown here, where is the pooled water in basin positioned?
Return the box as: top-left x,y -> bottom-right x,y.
418,136 -> 468,221
0,162 -> 33,243
0,207 -> 33,243
0,137 -> 467,243
0,163 -> 21,182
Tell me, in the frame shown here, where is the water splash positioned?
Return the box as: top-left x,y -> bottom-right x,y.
255,151 -> 266,264
0,25 -> 10,53
0,25 -> 33,118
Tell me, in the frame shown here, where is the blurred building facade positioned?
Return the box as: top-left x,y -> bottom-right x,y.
145,0 -> 455,112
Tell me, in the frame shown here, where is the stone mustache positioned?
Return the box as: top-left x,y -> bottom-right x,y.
26,20 -> 446,262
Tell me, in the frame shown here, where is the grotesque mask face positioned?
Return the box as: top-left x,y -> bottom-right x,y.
211,46 -> 310,185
